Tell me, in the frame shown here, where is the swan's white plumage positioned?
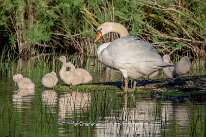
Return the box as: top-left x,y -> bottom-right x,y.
99,36 -> 170,79
95,22 -> 172,91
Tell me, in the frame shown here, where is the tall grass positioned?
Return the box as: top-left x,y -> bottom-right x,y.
81,0 -> 206,57
1,0 -> 205,57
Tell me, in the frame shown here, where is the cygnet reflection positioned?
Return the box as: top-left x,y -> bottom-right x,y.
12,89 -> 35,111
58,92 -> 91,120
42,90 -> 58,106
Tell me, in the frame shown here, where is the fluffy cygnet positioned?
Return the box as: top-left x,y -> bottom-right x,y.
174,56 -> 192,76
41,71 -> 58,89
58,56 -> 84,86
66,62 -> 93,84
13,74 -> 35,90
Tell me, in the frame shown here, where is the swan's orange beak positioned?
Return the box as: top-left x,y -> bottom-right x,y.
95,32 -> 102,43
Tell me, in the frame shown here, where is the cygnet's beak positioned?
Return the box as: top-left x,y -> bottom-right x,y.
95,31 -> 102,43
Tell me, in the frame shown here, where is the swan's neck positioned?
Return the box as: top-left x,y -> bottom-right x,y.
103,22 -> 129,37
60,61 -> 66,74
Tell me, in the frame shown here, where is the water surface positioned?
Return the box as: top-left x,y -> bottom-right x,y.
0,55 -> 205,137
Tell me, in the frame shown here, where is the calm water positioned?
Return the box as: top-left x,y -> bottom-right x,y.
0,55 -> 206,137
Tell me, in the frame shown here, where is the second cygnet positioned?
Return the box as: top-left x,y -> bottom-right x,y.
174,56 -> 192,77
41,71 -> 58,89
66,62 -> 93,84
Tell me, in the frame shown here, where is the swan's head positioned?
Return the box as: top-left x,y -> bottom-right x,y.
58,56 -> 67,63
13,74 -> 23,83
163,55 -> 171,63
95,22 -> 128,42
95,22 -> 110,42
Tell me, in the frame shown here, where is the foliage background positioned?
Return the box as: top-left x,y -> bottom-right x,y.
0,0 -> 205,57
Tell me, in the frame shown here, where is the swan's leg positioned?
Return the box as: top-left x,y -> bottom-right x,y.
120,69 -> 128,92
133,79 -> 136,90
133,94 -> 136,107
124,77 -> 128,92
69,83 -> 72,88
124,94 -> 128,107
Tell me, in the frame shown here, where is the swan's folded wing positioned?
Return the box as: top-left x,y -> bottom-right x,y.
103,36 -> 163,68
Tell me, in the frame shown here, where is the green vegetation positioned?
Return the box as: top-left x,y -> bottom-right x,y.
0,0 -> 205,57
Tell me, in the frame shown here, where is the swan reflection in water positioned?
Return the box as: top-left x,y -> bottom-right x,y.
95,95 -> 189,137
95,94 -> 161,137
12,89 -> 35,111
58,91 -> 91,120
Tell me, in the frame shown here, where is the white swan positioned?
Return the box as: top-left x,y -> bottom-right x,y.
58,56 -> 83,87
95,22 -> 172,91
174,56 -> 192,77
13,74 -> 35,90
66,62 -> 93,84
41,71 -> 58,89
162,55 -> 175,78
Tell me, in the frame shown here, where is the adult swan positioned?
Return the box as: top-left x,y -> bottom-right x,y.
95,22 -> 171,92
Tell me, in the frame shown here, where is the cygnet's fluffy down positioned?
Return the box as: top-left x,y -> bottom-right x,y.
41,71 -> 58,89
58,56 -> 84,86
162,55 -> 175,78
174,56 -> 192,76
66,62 -> 93,84
13,74 -> 35,90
